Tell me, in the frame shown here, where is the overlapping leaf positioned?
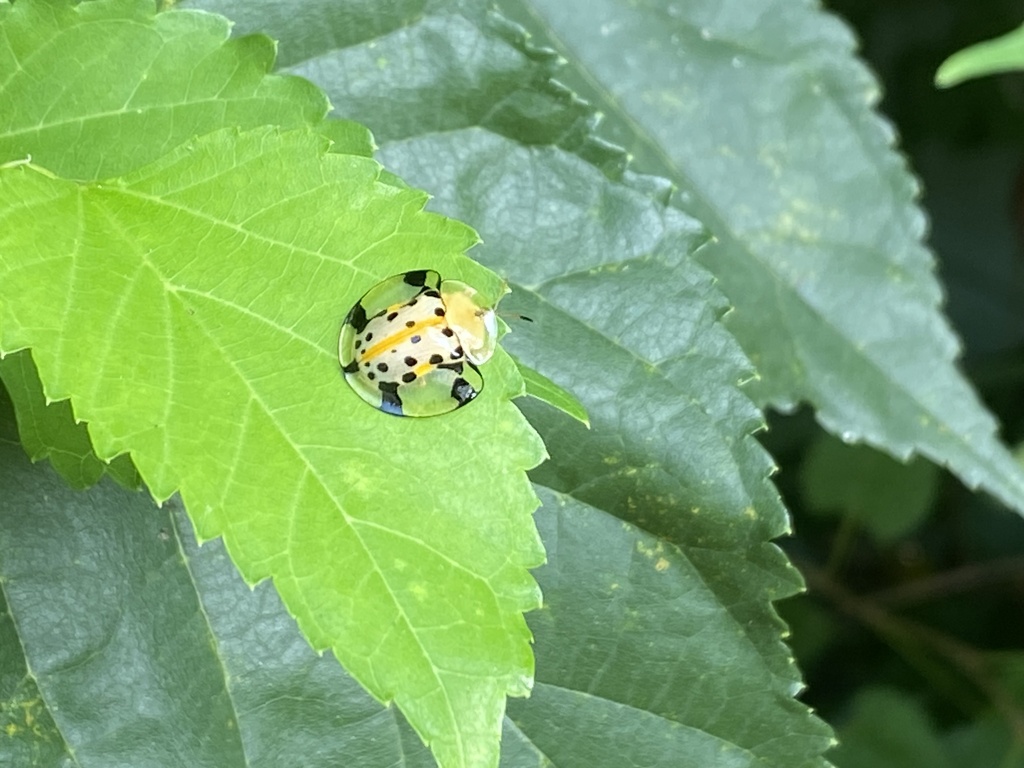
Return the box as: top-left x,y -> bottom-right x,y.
493,0 -> 1024,514
0,0 -> 327,178
382,128 -> 831,768
0,412 -> 424,767
0,350 -> 138,487
0,121 -> 545,768
1,4 -> 553,763
0,0 -> 383,484
184,0 -> 834,763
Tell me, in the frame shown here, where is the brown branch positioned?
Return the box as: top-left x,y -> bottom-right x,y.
869,557 -> 1024,607
800,560 -> 1024,745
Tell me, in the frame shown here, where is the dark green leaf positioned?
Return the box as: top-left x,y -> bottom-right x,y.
496,0 -> 1024,515
0,433 -> 431,767
183,0 -> 833,764
800,435 -> 940,543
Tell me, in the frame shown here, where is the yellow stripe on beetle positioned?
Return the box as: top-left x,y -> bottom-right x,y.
339,270 -> 497,417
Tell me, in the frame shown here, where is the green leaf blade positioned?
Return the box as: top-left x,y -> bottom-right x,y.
194,0 -> 833,761
511,354 -> 589,427
377,127 -> 832,764
514,489 -> 829,768
0,127 -> 545,768
499,0 -> 1024,515
0,0 -> 329,179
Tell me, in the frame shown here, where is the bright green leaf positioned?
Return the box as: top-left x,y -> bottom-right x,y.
492,0 -> 1024,516
0,0 -> 355,488
0,127 -> 545,768
510,353 -> 589,427
936,24 -> 1024,88
0,0 -> 329,178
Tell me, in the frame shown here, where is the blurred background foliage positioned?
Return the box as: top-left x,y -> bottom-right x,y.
775,1 -> 1024,763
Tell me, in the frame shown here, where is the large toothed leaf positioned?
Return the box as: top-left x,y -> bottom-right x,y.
492,0 -> 1024,514
0,392 -> 440,767
0,127 -> 545,768
0,0 -> 327,178
185,0 -> 835,764
382,129 -> 833,768
0,0 -> 342,486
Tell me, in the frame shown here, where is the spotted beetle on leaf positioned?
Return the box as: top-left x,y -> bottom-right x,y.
339,270 -> 498,417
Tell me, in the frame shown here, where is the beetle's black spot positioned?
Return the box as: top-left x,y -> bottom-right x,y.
405,320 -> 415,328
347,303 -> 369,333
434,307 -> 445,317
402,372 -> 417,383
410,335 -> 422,344
367,372 -> 376,381
438,362 -> 464,374
387,311 -> 399,322
403,270 -> 429,287
342,360 -> 359,374
451,377 -> 476,404
354,340 -> 362,350
404,356 -> 417,367
424,289 -> 441,299
408,299 -> 418,307
377,363 -> 389,373
378,381 -> 403,416
453,346 -> 464,358
364,332 -> 373,342
363,361 -> 371,368
441,327 -> 455,338
429,354 -> 444,365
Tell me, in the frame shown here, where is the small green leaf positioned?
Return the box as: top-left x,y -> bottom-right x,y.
0,350 -> 139,488
830,688 -> 954,768
800,435 -> 940,543
936,24 -> 1024,88
511,353 -> 589,427
0,126 -> 545,768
